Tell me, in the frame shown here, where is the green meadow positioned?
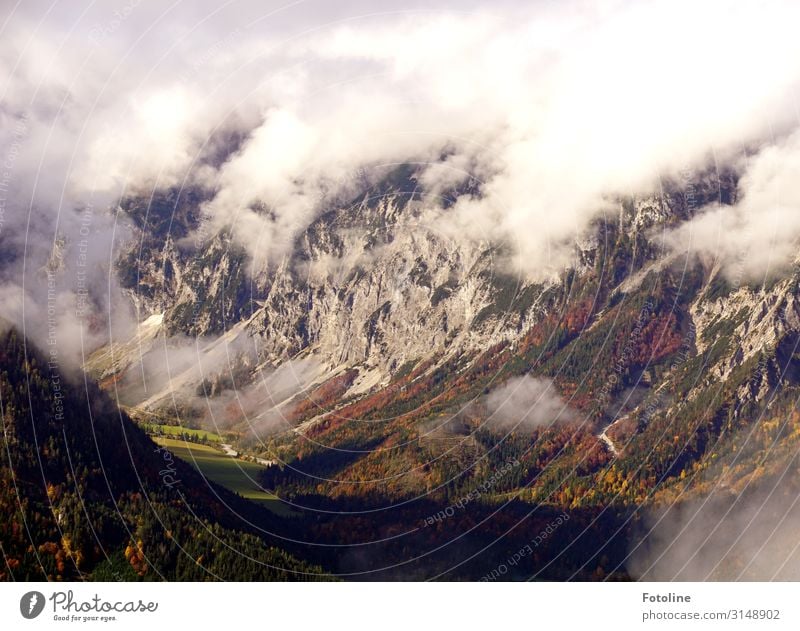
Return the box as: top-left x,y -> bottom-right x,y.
153,437 -> 297,517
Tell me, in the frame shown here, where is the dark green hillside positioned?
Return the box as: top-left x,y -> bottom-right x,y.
0,327 -> 327,581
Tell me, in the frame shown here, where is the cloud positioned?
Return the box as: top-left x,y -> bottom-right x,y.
628,475 -> 800,580
118,329 -> 321,434
664,130 -> 800,282
3,0 -> 800,359
199,0 -> 800,278
0,204 -> 135,371
484,375 -> 574,432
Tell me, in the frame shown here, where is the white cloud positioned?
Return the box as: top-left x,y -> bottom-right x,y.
192,0 -> 800,277
3,0 -> 800,343
484,375 -> 574,432
665,130 -> 800,281
629,473 -> 800,580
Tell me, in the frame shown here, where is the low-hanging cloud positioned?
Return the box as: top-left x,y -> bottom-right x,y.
664,130 -> 800,282
484,375 -> 574,432
629,473 -> 800,580
117,328 -> 322,433
184,355 -> 322,436
4,0 -> 800,358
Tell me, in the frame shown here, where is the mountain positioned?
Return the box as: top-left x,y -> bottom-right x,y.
0,325 -> 327,580
82,163 -> 800,579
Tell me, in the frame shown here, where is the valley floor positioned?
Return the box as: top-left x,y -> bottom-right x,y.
153,437 -> 299,518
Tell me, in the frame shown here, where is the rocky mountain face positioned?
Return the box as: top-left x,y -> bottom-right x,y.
86,162 -> 800,578
102,166 -> 738,415
113,182 -> 534,378
101,173 -> 536,409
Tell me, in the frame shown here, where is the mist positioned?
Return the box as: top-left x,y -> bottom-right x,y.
628,471 -> 800,580
116,327 -> 322,434
484,375 -> 574,432
4,0 -> 800,326
665,129 -> 800,282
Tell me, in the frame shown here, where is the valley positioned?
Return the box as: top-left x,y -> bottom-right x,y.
5,0 -> 800,592
73,164 -> 800,579
151,437 -> 297,517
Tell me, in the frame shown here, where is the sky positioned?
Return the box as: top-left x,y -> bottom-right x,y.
2,0 -> 800,363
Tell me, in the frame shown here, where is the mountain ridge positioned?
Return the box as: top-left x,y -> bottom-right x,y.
76,163 -> 800,579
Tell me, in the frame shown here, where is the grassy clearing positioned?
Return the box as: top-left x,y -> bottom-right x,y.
153,437 -> 297,517
143,423 -> 224,443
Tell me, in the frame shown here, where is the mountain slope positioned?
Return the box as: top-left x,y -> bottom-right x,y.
84,164 -> 800,579
0,326 -> 327,580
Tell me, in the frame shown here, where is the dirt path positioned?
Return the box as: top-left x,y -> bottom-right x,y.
219,443 -> 238,457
